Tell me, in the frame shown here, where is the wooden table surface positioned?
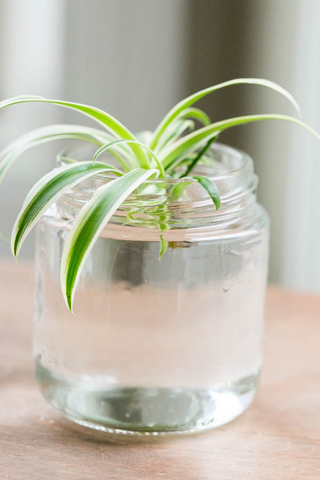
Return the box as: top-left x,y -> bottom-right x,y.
1,261 -> 320,479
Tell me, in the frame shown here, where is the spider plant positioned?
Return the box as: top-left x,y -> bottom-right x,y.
1,78 -> 319,312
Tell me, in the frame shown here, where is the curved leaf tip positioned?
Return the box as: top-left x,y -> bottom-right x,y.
60,168 -> 158,312
193,175 -> 221,211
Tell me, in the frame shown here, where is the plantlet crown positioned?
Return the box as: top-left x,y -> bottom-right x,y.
1,79 -> 319,311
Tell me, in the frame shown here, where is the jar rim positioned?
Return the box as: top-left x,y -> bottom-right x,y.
56,141 -> 254,184
55,142 -> 259,233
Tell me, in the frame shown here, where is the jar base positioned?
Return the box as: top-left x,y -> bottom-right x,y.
36,361 -> 258,436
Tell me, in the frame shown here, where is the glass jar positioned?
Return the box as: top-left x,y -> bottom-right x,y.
34,143 -> 269,435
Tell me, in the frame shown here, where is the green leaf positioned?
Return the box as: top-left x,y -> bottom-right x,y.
159,234 -> 168,258
0,96 -> 149,168
93,139 -> 165,177
154,108 -> 211,153
160,114 -> 320,169
150,78 -> 301,149
182,136 -> 218,177
170,180 -> 192,201
60,168 -> 158,312
11,161 -> 121,257
154,108 -> 210,153
193,176 -> 221,210
0,124 -> 112,184
177,107 -> 211,126
155,119 -> 195,152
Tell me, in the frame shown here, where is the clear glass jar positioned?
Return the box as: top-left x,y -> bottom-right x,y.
34,143 -> 269,435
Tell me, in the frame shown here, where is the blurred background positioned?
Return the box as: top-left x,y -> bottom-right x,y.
0,0 -> 319,292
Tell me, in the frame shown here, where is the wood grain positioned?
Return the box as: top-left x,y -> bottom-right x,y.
0,260 -> 320,479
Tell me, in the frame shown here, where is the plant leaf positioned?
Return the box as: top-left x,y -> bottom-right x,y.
182,136 -> 218,177
60,168 -> 158,312
135,130 -> 153,146
193,176 -> 221,210
0,124 -> 113,184
0,96 -> 149,168
150,78 -> 302,149
155,119 -> 195,153
93,139 -> 165,177
177,107 -> 211,126
155,108 -> 210,153
159,234 -> 168,258
160,114 -> 320,169
11,162 -> 121,257
170,180 -> 192,201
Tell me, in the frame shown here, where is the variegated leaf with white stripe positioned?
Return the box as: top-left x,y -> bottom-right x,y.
60,168 -> 158,312
0,96 -> 150,168
11,161 -> 121,257
93,139 -> 165,177
154,108 -> 210,153
161,114 -> 320,169
155,120 -> 195,153
150,78 -> 302,149
0,125 -> 112,184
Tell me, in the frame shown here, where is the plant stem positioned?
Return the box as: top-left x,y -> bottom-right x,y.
181,136 -> 217,178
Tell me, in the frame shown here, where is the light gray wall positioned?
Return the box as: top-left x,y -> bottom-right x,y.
186,0 -> 320,291
64,0 -> 190,132
0,0 -> 66,257
283,0 -> 320,292
241,0 -> 303,288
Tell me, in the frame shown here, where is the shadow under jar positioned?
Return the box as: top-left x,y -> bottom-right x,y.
34,143 -> 269,435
